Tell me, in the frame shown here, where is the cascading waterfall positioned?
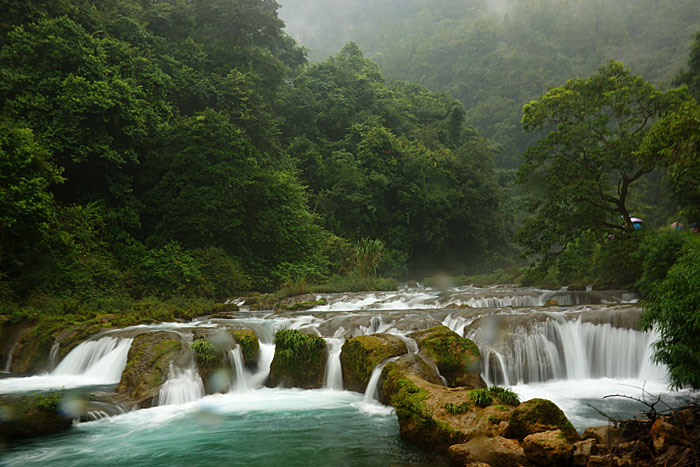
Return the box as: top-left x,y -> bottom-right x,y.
229,345 -> 252,392
471,317 -> 667,385
442,314 -> 476,337
158,363 -> 205,405
53,336 -> 134,383
363,358 -> 399,404
48,341 -> 60,371
324,338 -> 344,390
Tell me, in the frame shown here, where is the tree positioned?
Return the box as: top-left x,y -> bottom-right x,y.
642,235 -> 700,389
517,61 -> 683,263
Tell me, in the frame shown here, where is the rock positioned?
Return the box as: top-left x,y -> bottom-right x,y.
410,326 -> 485,388
573,438 -> 597,465
0,321 -> 51,373
544,299 -> 559,306
650,417 -> 684,454
378,354 -> 443,403
582,425 -> 622,445
379,360 -> 517,452
0,392 -> 73,442
504,398 -> 580,443
116,331 -> 187,407
448,436 -> 528,466
523,429 -> 574,465
586,454 -> 621,466
267,329 -> 326,389
340,333 -> 407,392
230,329 -> 260,367
655,445 -> 692,466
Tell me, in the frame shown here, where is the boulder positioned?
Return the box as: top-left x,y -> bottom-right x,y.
448,436 -> 528,466
650,417 -> 684,454
410,326 -> 485,388
504,398 -> 580,443
523,429 -> 575,465
229,329 -> 260,367
116,331 -> 187,407
0,392 -> 72,442
379,359 -> 519,451
582,425 -> 622,445
340,333 -> 407,392
267,329 -> 327,389
573,438 -> 598,465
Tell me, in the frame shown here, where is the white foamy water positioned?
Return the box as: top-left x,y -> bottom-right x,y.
158,364 -> 205,406
513,378 -> 688,430
0,337 -> 133,393
324,338 -> 344,390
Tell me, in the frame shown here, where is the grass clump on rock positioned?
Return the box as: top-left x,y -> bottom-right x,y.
267,329 -> 327,389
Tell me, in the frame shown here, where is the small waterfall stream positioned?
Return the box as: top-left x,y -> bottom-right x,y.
158,364 -> 205,405
324,338 -> 344,390
53,336 -> 134,383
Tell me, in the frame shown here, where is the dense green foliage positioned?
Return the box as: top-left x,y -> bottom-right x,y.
517,61 -> 684,265
642,236 -> 700,388
0,0 -> 514,305
281,0 -> 700,167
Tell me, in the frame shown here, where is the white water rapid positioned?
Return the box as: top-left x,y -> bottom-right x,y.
158,364 -> 205,405
324,338 -> 344,390
0,336 -> 133,393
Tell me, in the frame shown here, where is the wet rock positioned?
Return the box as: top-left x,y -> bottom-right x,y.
115,331 -> 188,407
504,398 -> 580,443
410,326 -> 485,388
267,329 -> 326,389
522,429 -> 574,465
229,329 -> 260,367
448,436 -> 528,466
0,392 -> 72,442
379,360 -> 520,451
586,454 -> 621,466
573,438 -> 597,465
650,417 -> 684,453
0,321 -> 51,373
340,333 -> 407,392
377,354 -> 443,402
655,445 -> 692,466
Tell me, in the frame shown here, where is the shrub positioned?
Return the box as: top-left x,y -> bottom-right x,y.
489,385 -> 520,406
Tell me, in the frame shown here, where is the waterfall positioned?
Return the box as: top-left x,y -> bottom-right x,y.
229,345 -> 252,392
48,341 -> 60,371
442,314 -> 476,337
324,338 -> 343,390
472,317 -> 668,385
363,357 -> 399,404
158,363 -> 204,405
53,336 -> 133,384
247,342 -> 276,388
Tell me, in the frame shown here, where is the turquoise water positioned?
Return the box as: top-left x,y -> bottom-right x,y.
2,389 -> 447,466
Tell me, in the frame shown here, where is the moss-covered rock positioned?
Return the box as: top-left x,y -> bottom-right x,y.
410,325 -> 484,389
115,331 -> 186,407
379,361 -> 466,451
504,398 -> 580,443
0,392 -> 73,442
267,329 -> 327,389
523,429 -> 575,465
339,333 -> 407,392
230,329 -> 260,366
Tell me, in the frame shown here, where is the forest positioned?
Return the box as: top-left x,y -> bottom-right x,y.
1,0 -> 700,388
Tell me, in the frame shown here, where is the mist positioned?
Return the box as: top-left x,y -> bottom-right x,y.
277,0 -> 700,167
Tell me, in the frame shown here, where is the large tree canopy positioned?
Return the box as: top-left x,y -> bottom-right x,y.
517,61 -> 684,263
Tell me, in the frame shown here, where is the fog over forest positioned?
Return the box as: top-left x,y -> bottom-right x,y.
278,0 -> 700,167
